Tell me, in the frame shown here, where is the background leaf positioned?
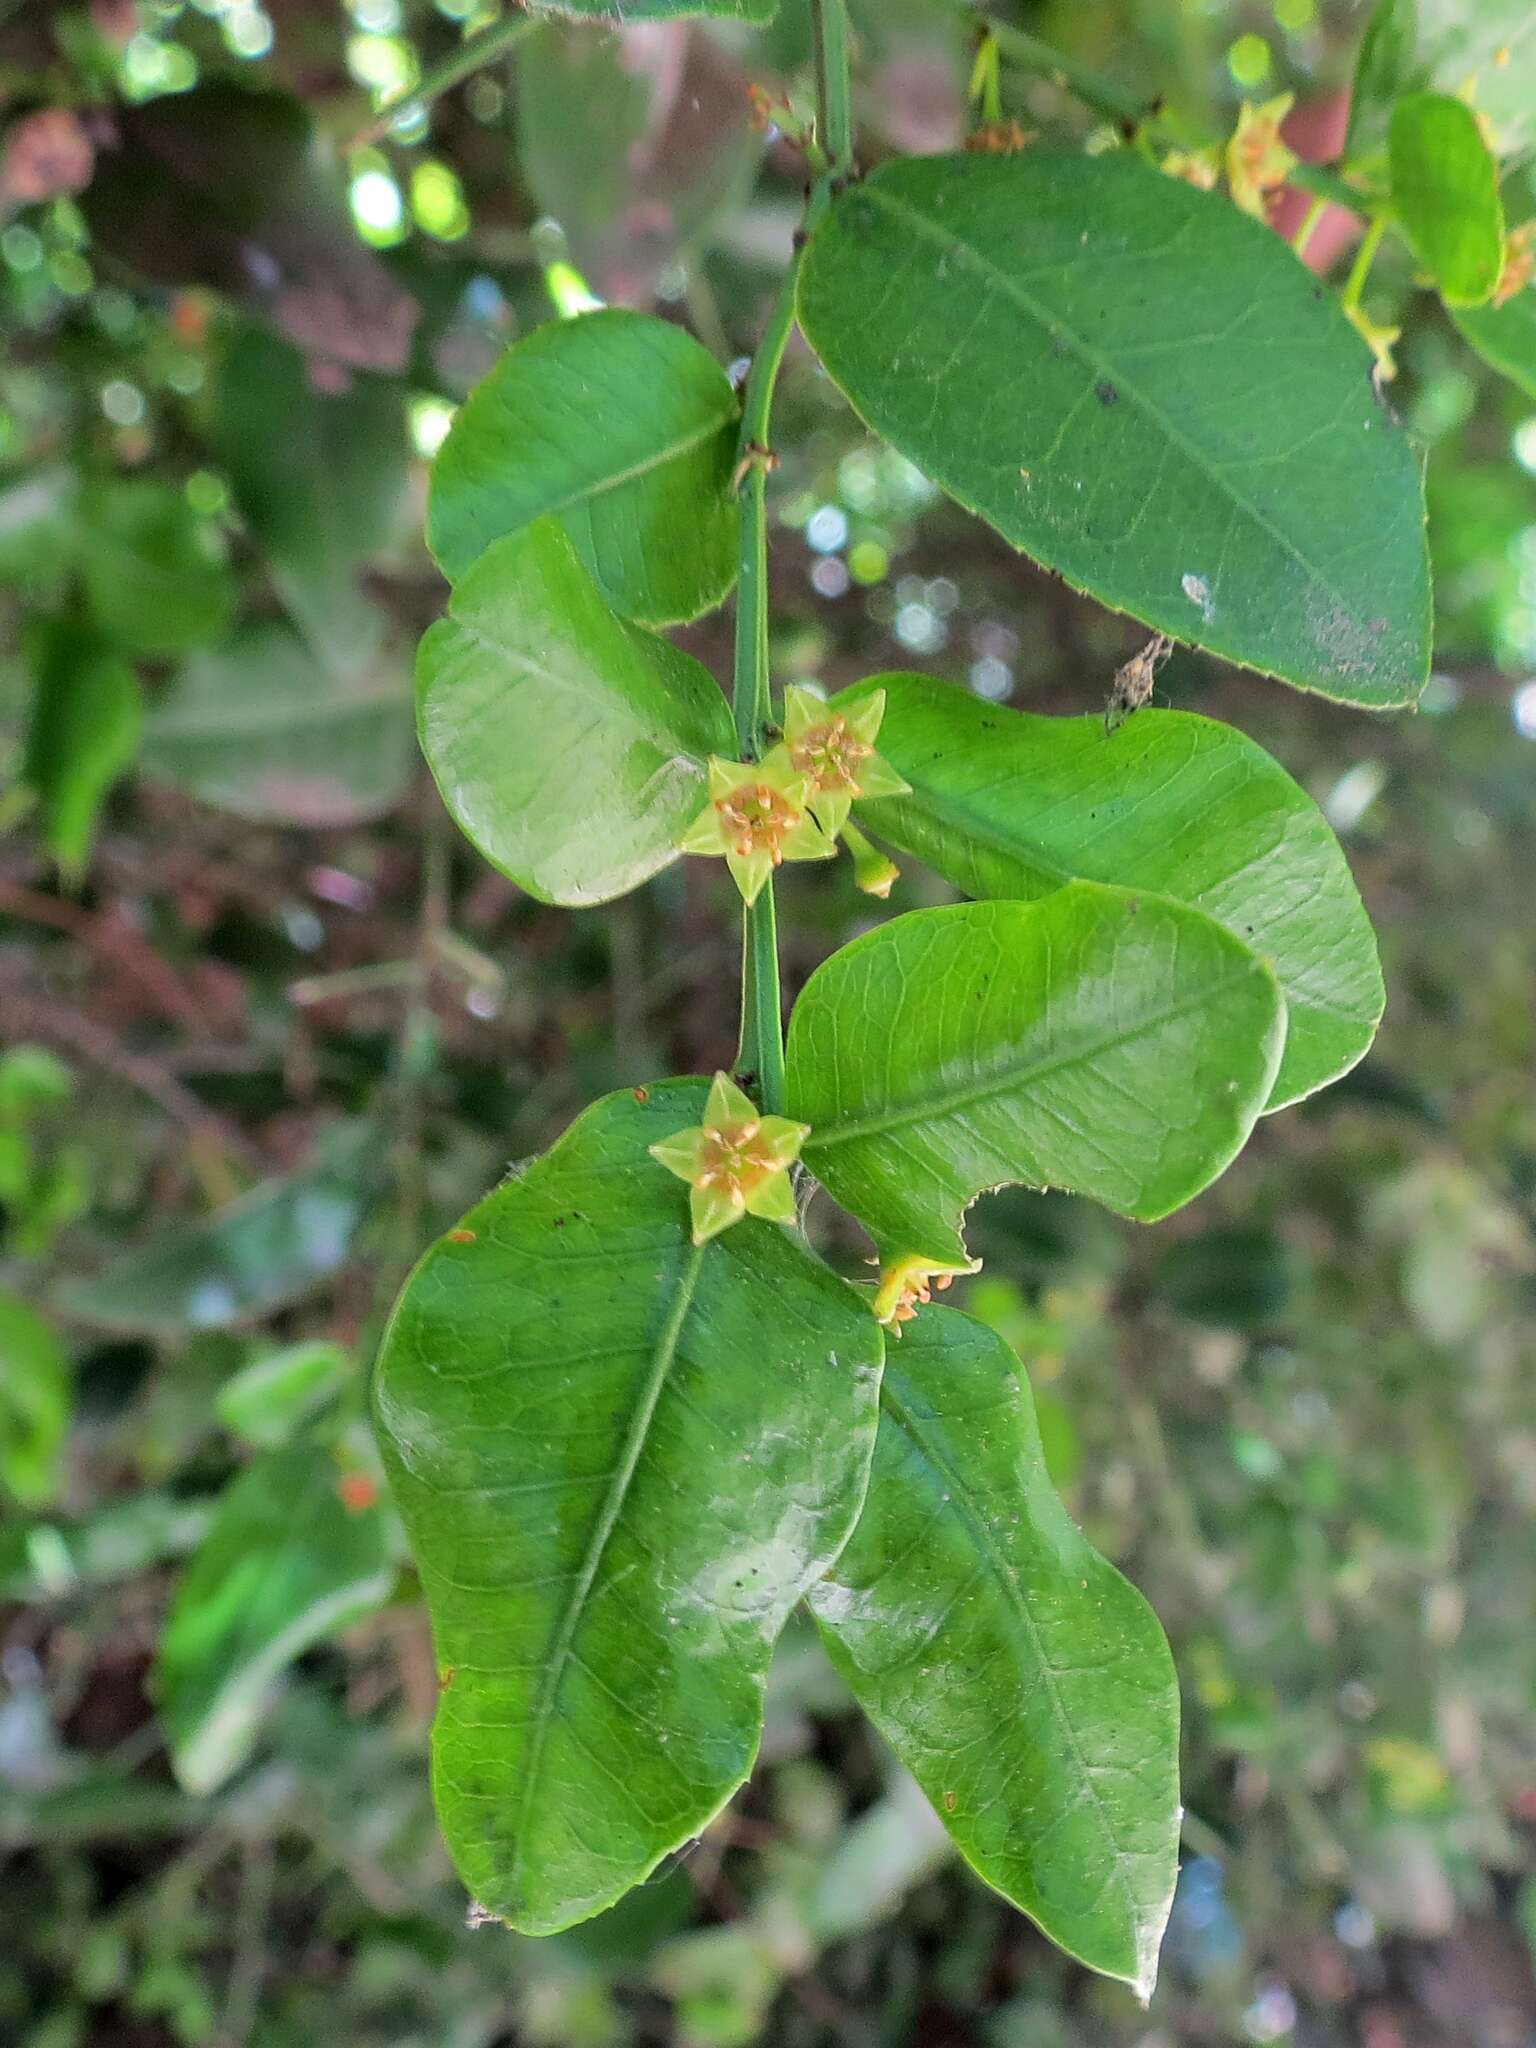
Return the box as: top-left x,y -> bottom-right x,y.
22,624 -> 141,883
428,310 -> 739,625
789,887 -> 1285,1266
1452,291 -> 1536,400
216,326 -> 408,671
417,518 -> 735,904
0,1291 -> 72,1509
142,621 -> 414,827
798,152 -> 1431,706
154,1444 -> 391,1794
373,1081 -> 883,1933
56,1126 -> 383,1336
810,1307 -> 1179,2000
836,675 -> 1382,1110
1389,94 -> 1505,308
79,481 -> 235,659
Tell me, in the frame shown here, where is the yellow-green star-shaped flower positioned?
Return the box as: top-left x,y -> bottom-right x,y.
779,684 -> 911,838
649,1073 -> 811,1245
678,753 -> 836,906
1225,94 -> 1297,219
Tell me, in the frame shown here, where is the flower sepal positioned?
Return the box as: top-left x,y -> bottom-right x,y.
780,684 -> 910,839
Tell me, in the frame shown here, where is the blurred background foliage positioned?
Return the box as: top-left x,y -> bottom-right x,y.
3,1 -> 1536,2044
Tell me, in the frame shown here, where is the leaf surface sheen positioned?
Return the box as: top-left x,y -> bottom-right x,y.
810,1307 -> 1179,1999
788,887 -> 1285,1267
417,519 -> 734,905
836,675 -> 1381,1109
428,309 -> 739,625
373,1081 -> 883,1934
798,152 -> 1431,706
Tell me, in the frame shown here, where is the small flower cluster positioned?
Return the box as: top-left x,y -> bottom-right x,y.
679,686 -> 909,905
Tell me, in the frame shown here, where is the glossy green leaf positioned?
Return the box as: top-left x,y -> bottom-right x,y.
216,325 -> 407,669
1453,289 -> 1536,400
56,1125 -> 383,1336
524,1 -> 776,18
835,675 -> 1381,1110
373,1080 -> 883,1933
143,620 -> 414,826
789,887 -> 1285,1268
798,152 -> 1431,707
1389,94 -> 1505,307
428,311 -> 739,625
23,623 -> 141,883
809,1308 -> 1179,1998
79,481 -> 234,658
0,1291 -> 72,1509
155,1444 -> 391,1793
1352,1 -> 1536,166
417,518 -> 735,905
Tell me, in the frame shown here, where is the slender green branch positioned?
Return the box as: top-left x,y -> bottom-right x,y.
350,15 -> 536,147
730,264 -> 798,1113
812,0 -> 856,177
733,1 -> 852,1109
1342,212 -> 1390,311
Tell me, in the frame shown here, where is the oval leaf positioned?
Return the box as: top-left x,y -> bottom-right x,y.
525,1 -> 776,17
789,887 -> 1285,1267
373,1081 -> 883,1933
155,1444 -> 391,1794
428,309 -> 740,625
417,518 -> 734,905
836,675 -> 1381,1110
23,623 -> 141,885
798,153 -> 1431,707
1389,93 -> 1505,307
810,1308 -> 1179,1998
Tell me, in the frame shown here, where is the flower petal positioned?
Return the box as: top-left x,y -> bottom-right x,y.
745,1170 -> 798,1226
649,1127 -> 709,1182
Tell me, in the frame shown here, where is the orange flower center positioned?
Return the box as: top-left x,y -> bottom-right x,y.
716,782 -> 799,860
695,1121 -> 775,1204
789,716 -> 871,795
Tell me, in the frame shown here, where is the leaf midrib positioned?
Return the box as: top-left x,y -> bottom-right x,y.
803,962 -> 1262,1153
845,175 -> 1369,637
878,1372 -> 1150,1980
536,407 -> 733,525
508,1239 -> 706,1887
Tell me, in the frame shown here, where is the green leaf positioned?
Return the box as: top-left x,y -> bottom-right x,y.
154,1445 -> 391,1794
373,1080 -> 883,1933
797,152 -> 1431,707
79,481 -> 234,658
417,518 -> 735,905
215,1341 -> 352,1449
836,675 -> 1381,1110
1452,289 -> 1536,399
23,623 -> 141,883
0,1291 -> 72,1509
1350,0 -> 1420,152
216,326 -> 407,670
56,1125 -> 383,1336
789,887 -> 1285,1268
1389,93 -> 1505,306
523,1 -> 776,19
809,1308 -> 1179,1998
428,311 -> 739,626
143,620 -> 414,826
